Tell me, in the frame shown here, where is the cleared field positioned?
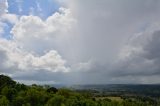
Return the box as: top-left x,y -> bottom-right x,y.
107,97 -> 123,102
96,96 -> 123,102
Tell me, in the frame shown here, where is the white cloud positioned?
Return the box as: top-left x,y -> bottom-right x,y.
0,39 -> 69,73
1,14 -> 18,24
0,0 -> 76,84
0,0 -> 8,15
0,0 -> 18,24
12,7 -> 75,38
11,8 -> 76,53
0,5 -> 74,83
0,0 -> 8,35
0,0 -> 18,37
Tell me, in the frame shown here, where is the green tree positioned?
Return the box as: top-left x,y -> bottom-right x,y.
25,87 -> 48,106
57,88 -> 72,98
46,95 -> 65,106
0,75 -> 16,92
1,86 -> 17,102
0,96 -> 9,106
13,96 -> 26,106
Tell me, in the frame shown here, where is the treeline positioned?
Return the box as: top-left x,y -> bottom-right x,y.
0,75 -> 160,106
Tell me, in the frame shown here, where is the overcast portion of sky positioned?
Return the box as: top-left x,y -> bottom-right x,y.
1,0 -> 160,84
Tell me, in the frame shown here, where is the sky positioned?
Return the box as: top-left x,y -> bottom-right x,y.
1,0 -> 160,84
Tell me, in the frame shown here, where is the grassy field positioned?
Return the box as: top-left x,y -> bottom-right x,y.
95,96 -> 123,102
107,97 -> 123,102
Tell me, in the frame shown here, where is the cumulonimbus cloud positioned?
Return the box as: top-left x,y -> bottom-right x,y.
1,0 -> 160,84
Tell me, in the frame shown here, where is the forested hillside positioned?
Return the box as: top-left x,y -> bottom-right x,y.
0,75 -> 160,106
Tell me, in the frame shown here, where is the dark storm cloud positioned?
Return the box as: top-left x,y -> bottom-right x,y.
66,0 -> 160,63
144,31 -> 160,60
62,0 -> 160,83
111,29 -> 160,78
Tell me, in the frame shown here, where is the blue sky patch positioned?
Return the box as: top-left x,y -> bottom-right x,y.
8,0 -> 60,19
1,22 -> 13,40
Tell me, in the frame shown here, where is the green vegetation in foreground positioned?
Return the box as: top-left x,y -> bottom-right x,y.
0,75 -> 160,106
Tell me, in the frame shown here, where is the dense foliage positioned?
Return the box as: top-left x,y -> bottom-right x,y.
0,75 -> 160,106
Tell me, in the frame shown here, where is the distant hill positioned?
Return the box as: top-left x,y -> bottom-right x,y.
71,84 -> 160,97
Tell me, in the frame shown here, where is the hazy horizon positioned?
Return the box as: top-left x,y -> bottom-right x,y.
1,0 -> 160,85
